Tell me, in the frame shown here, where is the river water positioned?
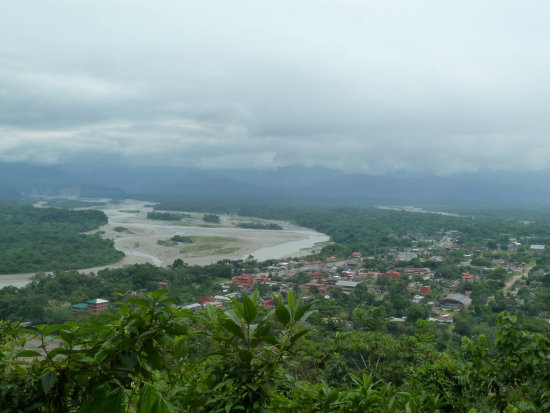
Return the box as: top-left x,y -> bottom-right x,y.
0,199 -> 329,289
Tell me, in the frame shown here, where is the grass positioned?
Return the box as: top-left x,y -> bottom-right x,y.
215,247 -> 240,254
178,236 -> 240,256
157,240 -> 178,247
114,226 -> 133,233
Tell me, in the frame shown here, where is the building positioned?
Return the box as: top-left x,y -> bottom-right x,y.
462,272 -> 474,283
420,285 -> 432,295
232,274 -> 270,289
395,251 -> 418,262
335,280 -> 359,293
530,244 -> 546,252
440,293 -> 472,309
383,270 -> 401,279
71,298 -> 109,313
304,280 -> 328,293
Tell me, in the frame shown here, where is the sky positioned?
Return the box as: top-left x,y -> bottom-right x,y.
1,1 -> 550,175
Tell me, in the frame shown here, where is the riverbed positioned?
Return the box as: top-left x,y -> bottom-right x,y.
0,199 -> 329,288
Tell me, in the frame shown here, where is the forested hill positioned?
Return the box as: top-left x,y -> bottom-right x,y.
0,204 -> 123,274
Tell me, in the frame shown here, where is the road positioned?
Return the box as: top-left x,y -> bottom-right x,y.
502,262 -> 533,294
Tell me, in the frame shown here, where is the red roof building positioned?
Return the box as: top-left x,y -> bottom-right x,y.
308,271 -> 323,279
232,274 -> 270,289
384,270 -> 401,279
462,272 -> 474,283
420,285 -> 432,295
200,296 -> 217,305
304,280 -> 327,293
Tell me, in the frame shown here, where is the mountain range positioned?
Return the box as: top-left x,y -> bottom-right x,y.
1,161 -> 550,206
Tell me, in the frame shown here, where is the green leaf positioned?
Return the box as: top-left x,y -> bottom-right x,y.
242,296 -> 257,323
294,303 -> 312,323
220,319 -> 245,339
275,304 -> 291,326
150,289 -> 169,301
138,384 -> 176,413
206,303 -> 218,323
128,298 -> 151,308
59,330 -> 74,344
165,322 -> 188,336
229,297 -> 244,317
225,309 -> 242,326
290,329 -> 309,345
254,324 -> 271,339
80,384 -> 125,413
44,324 -> 67,336
42,370 -> 58,394
287,290 -> 295,314
13,327 -> 38,335
238,349 -> 253,365
138,384 -> 159,413
15,350 -> 41,358
173,337 -> 187,360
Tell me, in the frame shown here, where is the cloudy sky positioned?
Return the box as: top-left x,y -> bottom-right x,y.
1,1 -> 549,174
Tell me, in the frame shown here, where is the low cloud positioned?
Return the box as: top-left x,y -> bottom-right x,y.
1,1 -> 549,174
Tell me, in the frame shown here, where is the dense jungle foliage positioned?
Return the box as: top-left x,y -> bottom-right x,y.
154,201 -> 550,256
1,291 -> 548,412
0,205 -> 123,274
236,222 -> 283,230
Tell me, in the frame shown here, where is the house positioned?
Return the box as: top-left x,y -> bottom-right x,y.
352,252 -> 362,258
404,268 -> 427,276
71,298 -> 109,313
462,272 -> 474,283
395,251 -> 418,262
420,285 -> 432,295
304,280 -> 327,293
440,293 -> 472,309
232,274 -> 270,289
345,261 -> 362,268
530,245 -> 545,252
412,295 -> 424,304
180,303 -> 202,311
383,270 -> 401,279
88,298 -> 109,313
308,271 -> 323,279
335,280 -> 359,293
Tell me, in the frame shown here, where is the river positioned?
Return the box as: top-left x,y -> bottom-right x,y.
0,199 -> 329,289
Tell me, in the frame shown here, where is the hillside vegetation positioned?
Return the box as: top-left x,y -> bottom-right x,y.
1,291 -> 548,412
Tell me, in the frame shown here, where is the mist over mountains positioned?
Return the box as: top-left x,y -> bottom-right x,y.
1,161 -> 550,206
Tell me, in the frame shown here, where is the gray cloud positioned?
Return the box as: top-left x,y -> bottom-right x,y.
1,0 -> 550,174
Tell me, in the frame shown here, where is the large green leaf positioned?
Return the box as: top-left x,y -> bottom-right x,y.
15,350 -> 41,358
242,296 -> 257,323
79,384 -> 125,413
206,303 -> 218,323
128,298 -> 151,308
150,289 -> 169,301
138,384 -> 175,413
42,370 -> 57,394
275,304 -> 291,326
220,319 -> 245,339
44,323 -> 68,336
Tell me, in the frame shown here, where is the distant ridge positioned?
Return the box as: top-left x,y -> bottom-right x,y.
1,161 -> 550,206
